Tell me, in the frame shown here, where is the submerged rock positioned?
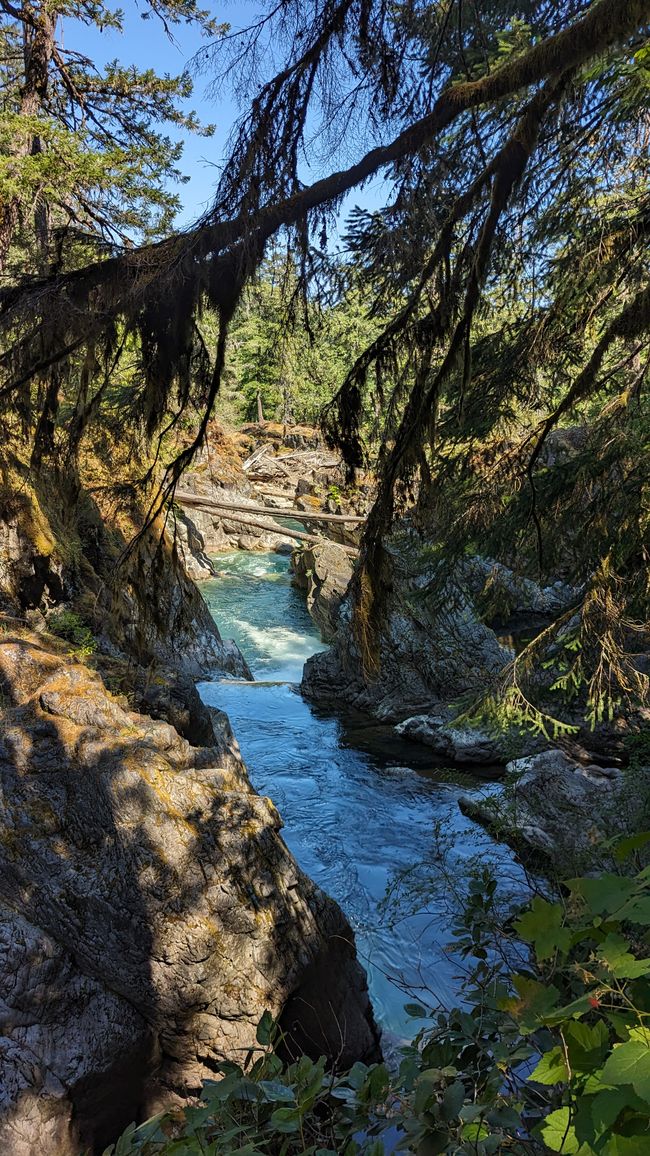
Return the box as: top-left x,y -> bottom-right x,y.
0,631 -> 379,1155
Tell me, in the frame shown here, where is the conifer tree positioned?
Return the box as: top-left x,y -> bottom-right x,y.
0,0 -> 222,275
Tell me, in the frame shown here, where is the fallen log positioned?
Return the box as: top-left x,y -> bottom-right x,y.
175,491 -> 365,525
175,496 -> 359,556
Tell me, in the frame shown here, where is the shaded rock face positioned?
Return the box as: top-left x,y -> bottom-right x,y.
0,633 -> 379,1156
173,510 -> 217,582
0,499 -> 63,614
291,541 -> 353,642
462,557 -> 580,627
112,529 -> 252,682
0,483 -> 251,684
302,549 -> 511,724
458,749 -> 645,869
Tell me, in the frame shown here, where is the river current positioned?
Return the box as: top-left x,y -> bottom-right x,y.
198,551 -> 520,1042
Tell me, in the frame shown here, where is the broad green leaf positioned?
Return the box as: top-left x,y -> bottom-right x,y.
568,875 -> 639,916
537,1107 -> 580,1153
544,993 -> 593,1025
256,1009 -> 275,1046
441,1080 -> 465,1120
404,1003 -> 428,1018
269,1106 -> 301,1133
616,896 -> 650,926
416,1131 -> 449,1156
597,933 -> 650,979
603,1135 -> 650,1155
628,1026 -> 650,1045
501,975 -> 561,1032
564,1020 -> 610,1073
461,1121 -> 490,1143
589,1087 -> 631,1132
258,1080 -> 296,1103
529,1046 -> 569,1085
362,1063 -> 390,1103
614,831 -> 650,862
346,1061 -> 370,1090
515,898 -> 572,961
601,1040 -> 650,1100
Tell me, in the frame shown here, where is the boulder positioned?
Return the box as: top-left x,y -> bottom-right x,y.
302,559 -> 511,724
0,632 -> 379,1155
291,541 -> 353,642
395,715 -> 508,764
458,748 -> 639,868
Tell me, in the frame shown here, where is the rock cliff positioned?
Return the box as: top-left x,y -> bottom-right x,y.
301,542 -> 511,725
0,629 -> 379,1156
290,541 -> 353,642
0,468 -> 251,682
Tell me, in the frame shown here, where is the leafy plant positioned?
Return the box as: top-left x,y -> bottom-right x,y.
48,609 -> 96,658
104,1011 -> 391,1155
107,852 -> 650,1154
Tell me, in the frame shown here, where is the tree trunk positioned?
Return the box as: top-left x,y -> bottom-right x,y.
256,390 -> 265,424
0,2 -> 55,273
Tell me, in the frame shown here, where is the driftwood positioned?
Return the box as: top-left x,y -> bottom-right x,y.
242,444 -> 272,471
242,444 -> 341,472
208,512 -> 358,556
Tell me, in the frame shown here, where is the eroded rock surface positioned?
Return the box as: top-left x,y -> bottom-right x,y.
395,715 -> 509,764
291,541 -> 353,642
458,748 -> 644,868
0,479 -> 251,683
302,548 -> 511,724
0,632 -> 379,1156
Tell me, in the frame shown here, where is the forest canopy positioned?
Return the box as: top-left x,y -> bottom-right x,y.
1,0 -> 649,729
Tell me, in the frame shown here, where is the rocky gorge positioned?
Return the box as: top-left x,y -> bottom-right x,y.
0,421 -> 648,1154
0,461 -> 379,1155
164,421 -> 649,875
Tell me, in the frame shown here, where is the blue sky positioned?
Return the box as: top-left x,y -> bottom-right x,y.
62,1 -> 387,236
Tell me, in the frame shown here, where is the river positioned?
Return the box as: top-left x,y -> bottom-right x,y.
198,550 -> 521,1043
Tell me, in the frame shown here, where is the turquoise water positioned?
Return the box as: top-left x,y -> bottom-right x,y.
198,552 -> 520,1041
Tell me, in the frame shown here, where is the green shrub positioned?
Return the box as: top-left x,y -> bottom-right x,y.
48,609 -> 96,658
106,849 -> 650,1155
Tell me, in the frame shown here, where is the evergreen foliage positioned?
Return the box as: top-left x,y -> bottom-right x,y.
0,0 -> 222,273
0,0 -> 648,730
220,249 -> 382,425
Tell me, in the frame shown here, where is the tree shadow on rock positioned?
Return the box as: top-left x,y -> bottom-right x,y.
0,628 -> 378,1156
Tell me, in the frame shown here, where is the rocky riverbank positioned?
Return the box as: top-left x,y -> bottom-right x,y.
0,461 -> 380,1155
295,532 -> 649,870
0,627 -> 378,1155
